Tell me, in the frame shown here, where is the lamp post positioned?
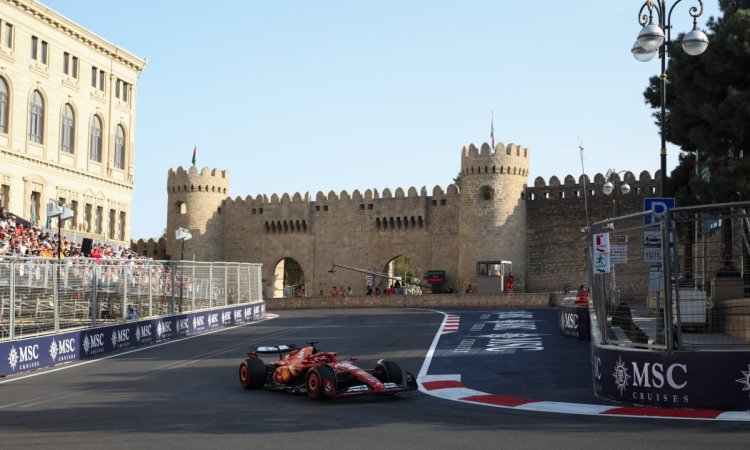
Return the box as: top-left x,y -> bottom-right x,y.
602,170 -> 631,309
631,0 -> 709,196
175,227 -> 192,313
602,169 -> 632,218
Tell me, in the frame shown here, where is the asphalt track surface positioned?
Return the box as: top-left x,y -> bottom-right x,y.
1,308 -> 749,450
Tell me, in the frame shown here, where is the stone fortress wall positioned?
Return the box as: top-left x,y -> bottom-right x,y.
133,141 -> 657,295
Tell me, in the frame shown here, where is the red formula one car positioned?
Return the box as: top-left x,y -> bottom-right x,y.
238,341 -> 417,400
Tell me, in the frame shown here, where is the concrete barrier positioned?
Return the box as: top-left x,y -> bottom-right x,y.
264,293 -> 550,310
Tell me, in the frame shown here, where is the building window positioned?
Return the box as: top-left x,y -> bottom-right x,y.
31,37 -> 48,64
89,115 -> 102,162
91,66 -> 97,87
0,184 -> 9,211
108,209 -> 116,239
61,104 -> 75,153
119,211 -> 126,241
63,52 -> 69,74
3,22 -> 12,49
116,79 -> 130,101
114,125 -> 125,169
99,70 -> 105,91
0,78 -> 8,133
70,200 -> 78,228
29,90 -> 44,143
95,206 -> 103,234
72,56 -> 78,79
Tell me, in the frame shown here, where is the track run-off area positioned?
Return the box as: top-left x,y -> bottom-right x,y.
1,308 -> 749,450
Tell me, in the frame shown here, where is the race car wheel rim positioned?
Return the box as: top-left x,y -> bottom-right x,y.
240,365 -> 249,384
308,372 -> 320,394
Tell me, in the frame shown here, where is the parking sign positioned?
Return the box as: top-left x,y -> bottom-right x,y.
644,198 -> 675,225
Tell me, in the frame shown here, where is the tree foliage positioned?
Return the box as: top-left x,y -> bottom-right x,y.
643,0 -> 750,203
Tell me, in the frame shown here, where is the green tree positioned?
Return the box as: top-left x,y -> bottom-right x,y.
643,0 -> 750,203
452,172 -> 462,189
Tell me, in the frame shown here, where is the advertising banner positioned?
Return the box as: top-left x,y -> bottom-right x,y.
1,302 -> 265,377
559,304 -> 591,341
592,344 -> 750,410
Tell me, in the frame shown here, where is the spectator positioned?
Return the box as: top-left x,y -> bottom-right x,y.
374,287 -> 381,296
127,306 -> 139,320
504,272 -> 515,293
347,286 -> 353,296
331,286 -> 339,297
575,285 -> 589,304
465,284 -> 473,294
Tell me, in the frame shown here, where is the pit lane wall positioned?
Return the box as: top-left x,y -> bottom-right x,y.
0,302 -> 265,377
264,292 -> 549,309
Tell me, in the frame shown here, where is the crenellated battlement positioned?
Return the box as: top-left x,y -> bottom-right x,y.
221,184 -> 458,209
526,170 -> 660,200
460,142 -> 530,178
167,166 -> 229,194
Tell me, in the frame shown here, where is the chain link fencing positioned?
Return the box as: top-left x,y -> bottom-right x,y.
0,257 -> 262,341
587,201 -> 750,350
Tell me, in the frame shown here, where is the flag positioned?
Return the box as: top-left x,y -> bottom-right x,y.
490,112 -> 495,149
191,146 -> 196,166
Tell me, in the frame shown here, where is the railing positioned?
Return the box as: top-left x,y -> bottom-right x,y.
0,257 -> 262,341
587,201 -> 750,350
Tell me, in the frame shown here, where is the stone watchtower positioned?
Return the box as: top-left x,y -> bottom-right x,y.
166,166 -> 229,261
457,142 -> 530,290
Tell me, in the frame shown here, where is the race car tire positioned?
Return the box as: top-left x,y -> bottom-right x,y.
306,366 -> 336,400
239,358 -> 266,390
373,359 -> 403,385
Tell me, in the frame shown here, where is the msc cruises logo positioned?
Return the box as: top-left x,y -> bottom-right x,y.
737,364 -> 750,397
613,356 -> 631,396
49,338 -> 76,362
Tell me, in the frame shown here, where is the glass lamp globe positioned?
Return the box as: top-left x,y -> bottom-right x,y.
682,27 -> 709,56
632,41 -> 657,62
637,23 -> 665,51
620,182 -> 631,195
602,181 -> 614,195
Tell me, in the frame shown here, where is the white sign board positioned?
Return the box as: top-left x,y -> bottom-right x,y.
610,235 -> 628,265
643,230 -> 661,263
593,233 -> 610,274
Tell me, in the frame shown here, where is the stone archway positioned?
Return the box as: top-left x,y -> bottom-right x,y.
381,255 -> 419,294
272,257 -> 305,298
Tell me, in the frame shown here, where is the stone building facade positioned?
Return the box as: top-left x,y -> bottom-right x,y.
133,141 -> 660,296
0,0 -> 146,245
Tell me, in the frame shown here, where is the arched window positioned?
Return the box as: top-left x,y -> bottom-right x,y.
89,115 -> 102,161
114,125 -> 125,169
480,185 -> 494,200
61,104 -> 75,153
0,78 -> 8,133
28,90 -> 44,143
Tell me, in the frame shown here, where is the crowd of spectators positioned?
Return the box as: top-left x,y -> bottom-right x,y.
0,210 -> 146,260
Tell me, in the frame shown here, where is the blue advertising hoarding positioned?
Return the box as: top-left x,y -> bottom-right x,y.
1,302 -> 265,377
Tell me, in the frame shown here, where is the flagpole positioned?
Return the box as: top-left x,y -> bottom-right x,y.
491,111 -> 495,150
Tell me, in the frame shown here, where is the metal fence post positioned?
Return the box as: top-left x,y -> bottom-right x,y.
170,262 -> 176,314
53,260 -> 60,333
148,262 -> 153,317
10,259 -> 16,340
661,216 -> 675,349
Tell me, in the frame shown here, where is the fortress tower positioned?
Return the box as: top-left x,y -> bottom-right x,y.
166,166 -> 229,261
458,142 -> 530,290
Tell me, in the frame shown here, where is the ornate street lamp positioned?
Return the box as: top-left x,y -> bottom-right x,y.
603,169 -> 631,218
602,170 -> 631,310
631,0 -> 709,196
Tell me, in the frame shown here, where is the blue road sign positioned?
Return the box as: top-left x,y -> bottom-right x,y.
644,197 -> 675,225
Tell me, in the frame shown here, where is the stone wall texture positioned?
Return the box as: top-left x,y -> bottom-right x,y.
134,142 -> 661,296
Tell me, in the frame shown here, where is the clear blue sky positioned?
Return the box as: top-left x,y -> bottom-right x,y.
40,0 -> 721,240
